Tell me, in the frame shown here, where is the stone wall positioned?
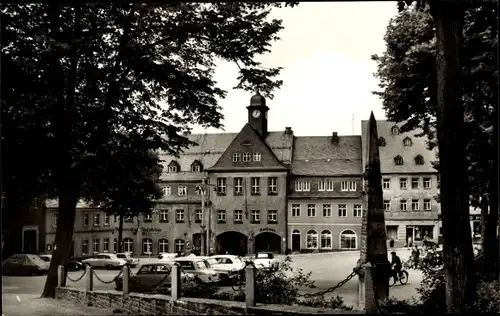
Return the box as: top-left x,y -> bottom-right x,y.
55,287 -> 362,315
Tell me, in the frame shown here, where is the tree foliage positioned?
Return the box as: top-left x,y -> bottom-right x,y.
2,2 -> 296,297
372,2 -> 497,205
372,1 -> 498,282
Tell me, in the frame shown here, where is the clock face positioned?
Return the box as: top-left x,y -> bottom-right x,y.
252,110 -> 261,118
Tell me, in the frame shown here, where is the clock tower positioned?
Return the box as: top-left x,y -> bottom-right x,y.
246,92 -> 269,138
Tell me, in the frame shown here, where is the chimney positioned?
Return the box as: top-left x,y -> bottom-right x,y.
285,127 -> 293,135
331,132 -> 339,144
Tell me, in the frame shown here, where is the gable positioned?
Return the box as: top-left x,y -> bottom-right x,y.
208,124 -> 287,171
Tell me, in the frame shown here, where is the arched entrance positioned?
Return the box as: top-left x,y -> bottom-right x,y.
255,232 -> 281,254
216,231 -> 248,256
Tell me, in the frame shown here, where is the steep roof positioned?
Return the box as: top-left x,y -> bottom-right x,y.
360,120 -> 438,174
291,135 -> 362,176
159,130 -> 293,180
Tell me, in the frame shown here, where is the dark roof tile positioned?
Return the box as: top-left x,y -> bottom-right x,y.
291,136 -> 362,176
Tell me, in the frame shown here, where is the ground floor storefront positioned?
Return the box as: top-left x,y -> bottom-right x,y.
385,220 -> 440,247
44,226 -> 288,257
287,224 -> 362,253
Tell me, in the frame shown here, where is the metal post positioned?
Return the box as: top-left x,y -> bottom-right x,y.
58,265 -> 65,287
122,266 -> 130,294
85,265 -> 93,292
171,263 -> 181,301
245,265 -> 255,307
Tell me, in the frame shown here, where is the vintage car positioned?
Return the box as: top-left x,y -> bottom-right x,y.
115,262 -> 193,293
207,255 -> 245,281
253,252 -> 280,270
174,257 -> 219,284
40,254 -> 86,271
2,254 -> 50,276
81,253 -> 127,269
116,252 -> 140,267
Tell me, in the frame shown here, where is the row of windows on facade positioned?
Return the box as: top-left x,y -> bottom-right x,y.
293,229 -> 358,250
290,204 -> 363,217
77,237 -> 187,255
165,152 -> 263,174
232,152 -> 262,162
52,209 -> 281,227
216,177 -> 278,195
136,209 -> 279,225
294,180 -> 356,192
383,177 -> 433,190
384,199 -> 433,211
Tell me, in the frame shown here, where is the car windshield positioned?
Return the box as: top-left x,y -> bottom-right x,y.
205,258 -> 218,266
257,253 -> 273,259
197,261 -> 209,269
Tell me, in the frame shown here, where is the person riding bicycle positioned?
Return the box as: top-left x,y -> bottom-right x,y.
390,251 -> 402,280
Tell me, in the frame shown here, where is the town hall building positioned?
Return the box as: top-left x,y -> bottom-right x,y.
43,93 -> 441,257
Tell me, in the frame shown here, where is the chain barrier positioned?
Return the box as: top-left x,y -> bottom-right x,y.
93,268 -> 124,284
298,260 -> 367,299
67,268 -> 87,283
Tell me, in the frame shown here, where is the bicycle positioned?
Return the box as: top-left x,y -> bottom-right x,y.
389,269 -> 409,287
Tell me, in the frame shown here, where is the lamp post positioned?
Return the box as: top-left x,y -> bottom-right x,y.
196,179 -> 215,256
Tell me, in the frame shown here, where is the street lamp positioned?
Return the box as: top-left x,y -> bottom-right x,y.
196,179 -> 216,256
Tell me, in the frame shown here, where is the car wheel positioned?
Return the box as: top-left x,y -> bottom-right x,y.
106,264 -> 114,270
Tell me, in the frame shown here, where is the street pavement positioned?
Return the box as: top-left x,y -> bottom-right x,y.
2,249 -> 421,313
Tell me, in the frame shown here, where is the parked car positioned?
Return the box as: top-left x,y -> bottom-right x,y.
39,254 -> 52,262
174,257 -> 219,284
253,252 -> 279,270
81,253 -> 127,269
208,255 -> 245,281
40,254 -> 86,271
2,254 -> 50,276
115,262 -> 194,293
158,253 -> 177,261
116,252 -> 140,268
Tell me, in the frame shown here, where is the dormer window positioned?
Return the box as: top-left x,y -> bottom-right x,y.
394,155 -> 404,165
391,126 -> 400,135
378,137 -> 386,147
191,160 -> 203,172
414,155 -> 424,165
168,161 -> 180,173
403,137 -> 412,147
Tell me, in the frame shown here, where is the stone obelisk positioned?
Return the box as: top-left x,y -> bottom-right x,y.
358,112 -> 389,312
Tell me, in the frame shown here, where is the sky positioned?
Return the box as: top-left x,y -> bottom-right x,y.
190,2 -> 398,137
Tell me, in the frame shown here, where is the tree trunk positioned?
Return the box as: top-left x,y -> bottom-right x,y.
118,213 -> 124,253
482,103 -> 499,281
41,192 -> 78,297
430,0 -> 476,312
